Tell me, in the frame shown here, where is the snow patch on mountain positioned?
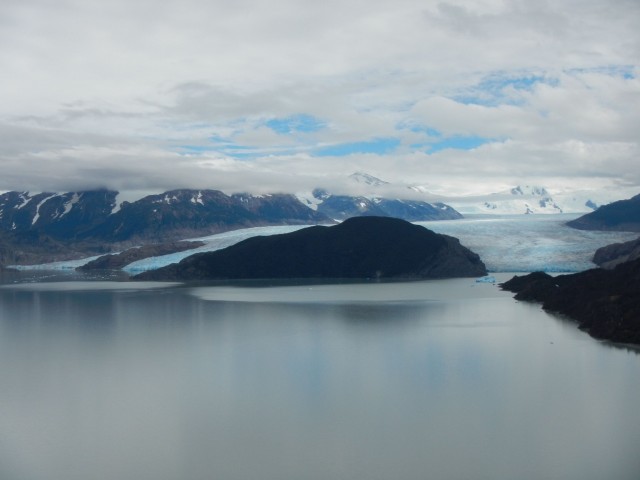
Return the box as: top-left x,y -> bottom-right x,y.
15,192 -> 33,209
32,194 -> 60,225
59,193 -> 82,218
111,190 -> 159,214
295,192 -> 322,211
190,191 -> 205,205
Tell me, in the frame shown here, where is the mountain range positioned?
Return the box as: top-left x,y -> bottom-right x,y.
297,187 -> 462,222
1,172 -> 637,267
312,173 -> 607,215
0,179 -> 463,265
442,185 -> 603,215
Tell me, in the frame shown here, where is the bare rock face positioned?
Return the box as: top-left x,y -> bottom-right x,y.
593,237 -> 640,269
135,216 -> 487,281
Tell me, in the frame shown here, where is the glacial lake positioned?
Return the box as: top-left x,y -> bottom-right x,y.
1,275 -> 639,480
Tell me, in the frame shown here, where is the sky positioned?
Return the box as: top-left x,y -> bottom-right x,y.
1,0 -> 639,198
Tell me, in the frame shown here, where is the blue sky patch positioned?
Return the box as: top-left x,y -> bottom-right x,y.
428,135 -> 493,153
454,73 -> 557,106
315,137 -> 400,156
178,144 -> 218,154
566,65 -> 636,80
397,122 -> 441,138
266,114 -> 325,134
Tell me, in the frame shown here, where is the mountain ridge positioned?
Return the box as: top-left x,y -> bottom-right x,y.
296,172 -> 463,221
566,193 -> 640,232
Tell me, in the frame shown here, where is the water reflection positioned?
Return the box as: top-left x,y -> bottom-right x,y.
0,279 -> 639,480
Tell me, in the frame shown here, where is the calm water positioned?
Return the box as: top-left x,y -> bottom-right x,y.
0,276 -> 639,480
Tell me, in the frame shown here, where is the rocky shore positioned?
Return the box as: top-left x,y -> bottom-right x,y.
501,259 -> 640,345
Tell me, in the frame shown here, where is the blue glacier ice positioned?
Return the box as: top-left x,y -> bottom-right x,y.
10,255 -> 104,271
13,214 -> 639,274
124,225 -> 311,273
475,275 -> 496,283
420,214 -> 638,273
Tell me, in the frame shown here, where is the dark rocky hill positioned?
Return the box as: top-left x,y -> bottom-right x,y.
500,259 -> 640,345
134,216 -> 486,281
566,193 -> 640,232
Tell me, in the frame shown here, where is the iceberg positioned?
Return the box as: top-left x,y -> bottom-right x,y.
475,276 -> 496,283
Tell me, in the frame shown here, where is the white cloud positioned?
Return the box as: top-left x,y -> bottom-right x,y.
0,0 -> 638,197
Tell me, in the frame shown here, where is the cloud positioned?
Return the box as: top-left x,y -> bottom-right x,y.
0,0 -> 639,197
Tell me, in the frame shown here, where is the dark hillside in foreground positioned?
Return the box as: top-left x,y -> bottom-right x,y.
501,258 -> 640,345
566,193 -> 640,232
135,216 -> 486,281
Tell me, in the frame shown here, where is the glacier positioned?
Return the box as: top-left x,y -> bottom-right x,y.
13,215 -> 639,274
124,225 -> 312,273
421,214 -> 638,272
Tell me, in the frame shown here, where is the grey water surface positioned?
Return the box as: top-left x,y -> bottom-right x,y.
0,276 -> 639,480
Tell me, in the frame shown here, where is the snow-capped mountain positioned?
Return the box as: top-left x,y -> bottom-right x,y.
484,185 -> 562,215
328,174 -> 611,216
296,173 -> 462,221
0,189 -> 329,247
446,185 -> 602,215
303,189 -> 461,221
348,171 -> 389,187
0,190 -> 119,237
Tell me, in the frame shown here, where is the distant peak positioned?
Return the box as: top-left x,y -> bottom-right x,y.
349,172 -> 389,186
510,185 -> 549,196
